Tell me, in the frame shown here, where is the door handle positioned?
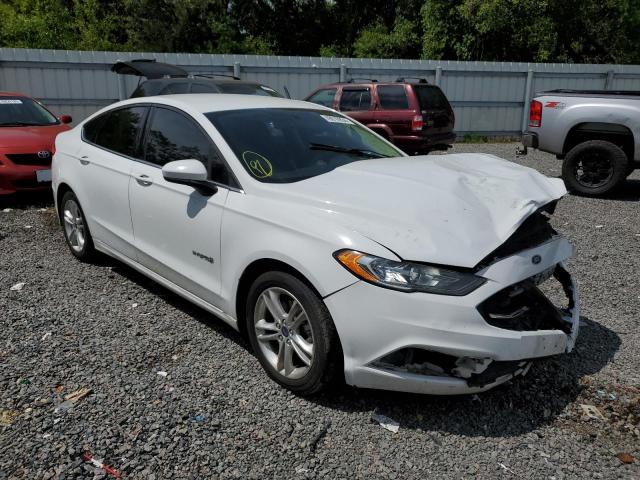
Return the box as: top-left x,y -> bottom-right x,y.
79,155 -> 90,165
134,173 -> 153,187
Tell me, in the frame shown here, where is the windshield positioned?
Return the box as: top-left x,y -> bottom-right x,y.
216,83 -> 283,97
0,96 -> 59,126
206,108 -> 403,183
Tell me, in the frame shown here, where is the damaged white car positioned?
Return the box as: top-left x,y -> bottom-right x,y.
52,95 -> 579,395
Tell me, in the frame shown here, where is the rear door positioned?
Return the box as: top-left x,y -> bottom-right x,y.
374,84 -> 413,136
412,85 -> 454,134
78,106 -> 148,259
337,86 -> 373,124
129,105 -> 232,307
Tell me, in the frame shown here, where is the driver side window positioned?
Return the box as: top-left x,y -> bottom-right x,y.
144,107 -> 233,186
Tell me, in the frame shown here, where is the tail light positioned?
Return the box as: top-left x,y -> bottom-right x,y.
411,115 -> 424,131
529,100 -> 542,127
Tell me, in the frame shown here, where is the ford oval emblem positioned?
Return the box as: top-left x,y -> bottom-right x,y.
37,150 -> 51,159
532,255 -> 542,264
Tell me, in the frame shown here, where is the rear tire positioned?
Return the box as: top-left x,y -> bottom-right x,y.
562,140 -> 628,196
245,271 -> 341,395
59,191 -> 96,261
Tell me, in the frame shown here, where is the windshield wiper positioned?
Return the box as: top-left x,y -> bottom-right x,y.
309,142 -> 389,158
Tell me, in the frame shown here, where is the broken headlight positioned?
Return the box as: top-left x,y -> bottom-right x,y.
334,249 -> 486,296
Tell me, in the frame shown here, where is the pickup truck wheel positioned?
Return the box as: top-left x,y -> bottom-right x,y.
562,140 -> 628,196
245,271 -> 342,395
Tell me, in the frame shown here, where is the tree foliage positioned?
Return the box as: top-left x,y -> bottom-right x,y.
1,0 -> 639,64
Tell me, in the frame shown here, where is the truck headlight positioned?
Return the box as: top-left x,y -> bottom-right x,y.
334,249 -> 485,296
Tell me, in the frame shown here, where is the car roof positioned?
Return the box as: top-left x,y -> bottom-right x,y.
320,80 -> 433,87
141,77 -> 263,86
118,94 -> 328,114
0,91 -> 31,97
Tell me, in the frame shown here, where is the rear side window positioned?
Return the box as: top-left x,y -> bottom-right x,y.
191,83 -> 218,93
160,82 -> 190,95
131,82 -> 162,98
144,107 -> 231,185
377,85 -> 409,109
306,88 -> 336,107
413,86 -> 450,111
83,115 -> 105,143
90,107 -> 147,158
339,88 -> 371,111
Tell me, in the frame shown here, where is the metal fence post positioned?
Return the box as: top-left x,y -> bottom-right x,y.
435,66 -> 442,86
340,64 -> 347,82
233,61 -> 241,79
521,69 -> 534,133
117,72 -> 127,100
605,70 -> 615,90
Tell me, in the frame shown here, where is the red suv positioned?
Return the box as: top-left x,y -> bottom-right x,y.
0,92 -> 72,195
304,79 -> 455,154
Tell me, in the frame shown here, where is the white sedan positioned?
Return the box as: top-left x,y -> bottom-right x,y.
52,94 -> 579,395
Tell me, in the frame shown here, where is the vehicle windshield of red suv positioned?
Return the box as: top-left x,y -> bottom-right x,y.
0,96 -> 59,127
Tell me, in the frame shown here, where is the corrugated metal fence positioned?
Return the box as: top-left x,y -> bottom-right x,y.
2,48 -> 640,136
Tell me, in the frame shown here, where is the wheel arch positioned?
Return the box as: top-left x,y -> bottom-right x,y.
234,258 -> 325,337
55,182 -> 74,219
562,122 -> 634,160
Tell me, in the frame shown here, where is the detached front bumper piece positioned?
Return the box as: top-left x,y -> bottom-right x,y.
324,237 -> 579,395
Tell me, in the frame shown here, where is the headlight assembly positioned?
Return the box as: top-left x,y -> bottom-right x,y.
334,249 -> 486,296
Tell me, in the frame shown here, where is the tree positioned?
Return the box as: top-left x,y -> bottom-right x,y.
0,0 -> 122,50
421,0 -> 640,63
353,18 -> 420,59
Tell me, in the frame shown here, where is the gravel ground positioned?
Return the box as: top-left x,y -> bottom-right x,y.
1,143 -> 639,479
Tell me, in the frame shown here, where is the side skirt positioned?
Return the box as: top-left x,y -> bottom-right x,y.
94,240 -> 239,331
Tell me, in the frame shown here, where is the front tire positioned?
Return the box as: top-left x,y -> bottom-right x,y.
562,140 -> 629,196
245,271 -> 341,395
59,191 -> 96,261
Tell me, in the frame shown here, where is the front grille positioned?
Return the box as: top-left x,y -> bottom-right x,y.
476,204 -> 557,269
12,178 -> 49,188
5,153 -> 52,166
478,270 -> 571,333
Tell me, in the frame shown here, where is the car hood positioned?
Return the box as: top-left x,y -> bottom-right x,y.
272,153 -> 566,268
0,124 -> 70,150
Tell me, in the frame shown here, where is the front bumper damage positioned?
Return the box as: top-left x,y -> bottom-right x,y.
324,236 -> 579,395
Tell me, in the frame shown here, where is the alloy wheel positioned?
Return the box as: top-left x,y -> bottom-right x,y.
253,287 -> 315,379
574,153 -> 614,188
63,199 -> 86,252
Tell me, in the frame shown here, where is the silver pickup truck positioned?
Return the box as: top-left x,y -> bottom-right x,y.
520,89 -> 640,196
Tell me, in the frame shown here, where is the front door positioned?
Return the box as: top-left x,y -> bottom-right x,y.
129,106 -> 233,307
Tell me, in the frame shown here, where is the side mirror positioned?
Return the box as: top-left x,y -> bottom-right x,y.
162,159 -> 217,195
59,115 -> 73,124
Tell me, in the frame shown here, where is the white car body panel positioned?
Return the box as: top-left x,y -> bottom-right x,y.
52,94 -> 580,395
129,161 -> 229,307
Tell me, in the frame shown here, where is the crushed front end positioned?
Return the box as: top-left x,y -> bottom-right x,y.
324,205 -> 580,395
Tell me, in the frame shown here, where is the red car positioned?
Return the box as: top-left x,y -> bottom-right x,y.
304,79 -> 456,155
0,92 -> 72,195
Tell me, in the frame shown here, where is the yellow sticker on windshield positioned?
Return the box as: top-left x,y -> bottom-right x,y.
242,151 -> 273,178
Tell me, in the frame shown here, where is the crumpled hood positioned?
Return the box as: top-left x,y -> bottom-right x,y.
274,153 -> 566,268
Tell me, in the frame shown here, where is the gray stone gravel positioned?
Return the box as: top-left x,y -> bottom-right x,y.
1,143 -> 639,479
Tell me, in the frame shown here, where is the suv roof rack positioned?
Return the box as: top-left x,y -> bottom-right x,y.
347,78 -> 378,83
396,77 -> 429,83
192,73 -> 241,81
